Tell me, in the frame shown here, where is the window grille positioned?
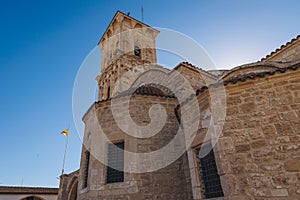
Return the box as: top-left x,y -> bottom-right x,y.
106,141 -> 124,183
196,143 -> 224,198
83,151 -> 90,188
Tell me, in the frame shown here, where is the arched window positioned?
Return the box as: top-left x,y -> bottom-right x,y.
107,86 -> 110,99
196,142 -> 224,198
134,23 -> 142,29
82,151 -> 90,188
21,196 -> 43,200
69,179 -> 78,200
134,46 -> 141,58
107,29 -> 112,38
106,141 -> 124,183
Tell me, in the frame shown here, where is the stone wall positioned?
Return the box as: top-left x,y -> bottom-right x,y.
0,186 -> 58,200
185,66 -> 300,199
96,57 -> 163,101
79,95 -> 193,199
0,194 -> 57,200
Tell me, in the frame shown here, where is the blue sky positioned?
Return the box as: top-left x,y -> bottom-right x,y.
1,0 -> 300,187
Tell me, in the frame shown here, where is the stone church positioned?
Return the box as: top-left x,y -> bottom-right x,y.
58,11 -> 300,199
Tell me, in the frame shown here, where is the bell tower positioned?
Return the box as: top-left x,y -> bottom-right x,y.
96,11 -> 159,101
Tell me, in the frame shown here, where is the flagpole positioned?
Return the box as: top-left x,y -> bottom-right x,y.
61,125 -> 70,175
61,134 -> 68,175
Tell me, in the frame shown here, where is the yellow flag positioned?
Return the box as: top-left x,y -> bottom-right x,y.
61,129 -> 69,136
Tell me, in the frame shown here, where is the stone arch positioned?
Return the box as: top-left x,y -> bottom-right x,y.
66,175 -> 78,200
107,85 -> 111,99
67,175 -> 78,193
68,179 -> 78,200
131,67 -> 170,89
107,29 -> 112,38
20,196 -> 45,200
122,17 -> 132,29
112,19 -> 118,32
134,23 -> 143,35
134,23 -> 142,29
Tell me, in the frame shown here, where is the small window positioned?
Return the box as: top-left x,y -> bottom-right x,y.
106,141 -> 124,184
134,46 -> 141,58
196,143 -> 224,199
22,197 -> 43,200
107,86 -> 110,99
83,151 -> 90,188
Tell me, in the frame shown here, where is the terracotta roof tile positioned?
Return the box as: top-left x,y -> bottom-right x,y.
115,84 -> 176,99
202,63 -> 299,92
176,62 -> 300,110
261,35 -> 300,61
175,62 -> 219,79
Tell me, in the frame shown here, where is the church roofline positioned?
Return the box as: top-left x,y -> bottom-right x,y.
174,61 -> 219,79
98,10 -> 160,45
176,60 -> 300,110
83,83 -> 177,120
215,60 -> 300,90
0,186 -> 58,195
60,169 -> 80,177
219,61 -> 279,80
261,34 -> 300,61
114,84 -> 176,99
82,103 -> 96,122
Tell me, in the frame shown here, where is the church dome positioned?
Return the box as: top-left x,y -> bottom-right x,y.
115,84 -> 175,99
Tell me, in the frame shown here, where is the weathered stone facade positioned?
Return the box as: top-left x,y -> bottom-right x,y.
58,170 -> 79,200
76,94 -> 192,199
0,186 -> 58,200
58,11 -> 300,200
182,62 -> 300,199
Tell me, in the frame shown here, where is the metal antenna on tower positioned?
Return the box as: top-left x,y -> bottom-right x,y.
141,6 -> 144,22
